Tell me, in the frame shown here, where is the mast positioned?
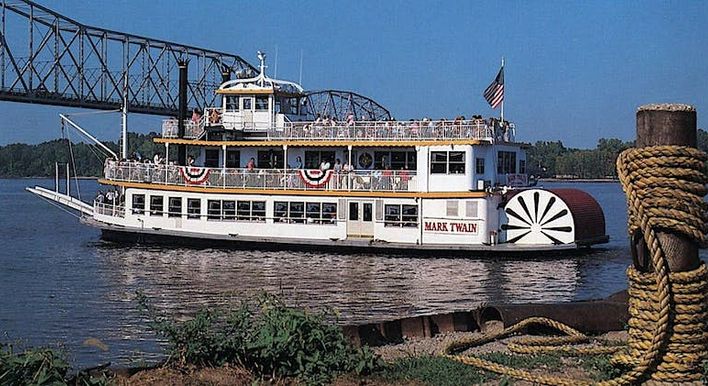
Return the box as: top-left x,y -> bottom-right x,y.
500,57 -> 505,123
121,70 -> 128,159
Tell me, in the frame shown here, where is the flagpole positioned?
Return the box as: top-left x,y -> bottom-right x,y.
500,57 -> 505,123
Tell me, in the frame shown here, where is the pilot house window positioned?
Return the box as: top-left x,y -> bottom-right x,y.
255,96 -> 269,111
225,96 -> 239,111
497,151 -> 517,174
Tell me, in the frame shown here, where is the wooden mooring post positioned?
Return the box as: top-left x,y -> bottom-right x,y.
633,103 -> 700,273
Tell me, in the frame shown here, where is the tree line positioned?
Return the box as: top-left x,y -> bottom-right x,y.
527,129 -> 707,179
0,132 -> 163,178
1,129 -> 706,179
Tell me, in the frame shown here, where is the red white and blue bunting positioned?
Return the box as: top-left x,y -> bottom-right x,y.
180,166 -> 211,185
297,169 -> 333,188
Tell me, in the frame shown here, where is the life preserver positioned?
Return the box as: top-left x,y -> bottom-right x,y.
298,169 -> 333,188
180,166 -> 210,185
358,152 -> 373,169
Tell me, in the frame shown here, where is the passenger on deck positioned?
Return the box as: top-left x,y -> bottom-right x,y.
187,156 -> 195,166
345,112 -> 355,126
191,108 -> 202,123
246,157 -> 256,171
294,156 -> 303,169
320,159 -> 331,170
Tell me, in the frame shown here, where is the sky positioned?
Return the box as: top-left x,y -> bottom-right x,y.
0,0 -> 706,148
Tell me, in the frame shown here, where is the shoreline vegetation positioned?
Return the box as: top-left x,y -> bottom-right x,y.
2,293 -> 706,385
2,130 -> 706,179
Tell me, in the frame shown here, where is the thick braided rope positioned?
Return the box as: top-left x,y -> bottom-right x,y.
440,145 -> 708,385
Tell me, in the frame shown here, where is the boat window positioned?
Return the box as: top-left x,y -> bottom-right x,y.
304,151 -> 335,169
476,158 -> 485,174
205,149 -> 220,168
132,194 -> 145,215
519,159 -> 526,174
252,201 -> 266,221
226,96 -> 239,111
322,203 -> 337,224
168,197 -> 182,217
497,151 -> 517,174
449,152 -> 466,174
466,201 -> 479,218
274,201 -> 288,222
257,149 -> 284,169
430,152 -> 448,174
446,200 -> 459,217
363,203 -> 373,222
306,202 -> 321,223
149,196 -> 164,216
385,204 -> 418,227
237,201 -> 251,221
401,205 -> 418,227
289,202 -> 305,223
255,96 -> 269,111
226,149 -> 240,168
349,202 -> 359,221
242,97 -> 253,111
207,200 -> 221,220
384,205 -> 400,226
223,200 -> 236,221
187,198 -> 201,219
373,151 -> 416,170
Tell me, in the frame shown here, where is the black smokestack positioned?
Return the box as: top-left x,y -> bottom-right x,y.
221,65 -> 231,84
177,59 -> 188,165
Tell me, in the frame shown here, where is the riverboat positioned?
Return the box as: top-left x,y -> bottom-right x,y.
28,53 -> 608,253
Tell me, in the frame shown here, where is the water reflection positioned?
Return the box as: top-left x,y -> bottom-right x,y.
95,244 -> 594,325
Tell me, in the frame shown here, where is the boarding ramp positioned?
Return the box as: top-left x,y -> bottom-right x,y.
26,186 -> 93,216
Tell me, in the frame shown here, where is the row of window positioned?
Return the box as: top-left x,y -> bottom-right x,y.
132,195 -> 339,224
201,150 -> 525,175
130,195 -> 422,227
274,201 -> 337,224
224,96 -> 303,115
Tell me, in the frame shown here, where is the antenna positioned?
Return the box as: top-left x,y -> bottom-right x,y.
274,45 -> 279,78
298,49 -> 304,85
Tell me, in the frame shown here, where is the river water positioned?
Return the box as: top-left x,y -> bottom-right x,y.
1,178 -> 705,368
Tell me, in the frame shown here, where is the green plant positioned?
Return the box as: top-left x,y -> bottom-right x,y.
578,354 -> 625,381
0,344 -> 109,386
138,292 -> 381,385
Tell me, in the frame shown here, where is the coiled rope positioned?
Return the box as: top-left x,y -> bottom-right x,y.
441,145 -> 708,385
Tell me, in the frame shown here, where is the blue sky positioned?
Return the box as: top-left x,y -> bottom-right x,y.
1,0 -> 706,148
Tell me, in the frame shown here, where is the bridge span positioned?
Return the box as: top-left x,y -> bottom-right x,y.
0,0 -> 391,121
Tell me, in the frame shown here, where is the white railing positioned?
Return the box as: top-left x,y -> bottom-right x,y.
104,161 -> 417,192
162,116 -> 516,143
277,120 -> 501,142
94,201 -> 126,218
161,119 -> 205,139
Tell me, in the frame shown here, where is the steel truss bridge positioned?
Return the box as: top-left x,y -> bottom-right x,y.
0,0 -> 391,120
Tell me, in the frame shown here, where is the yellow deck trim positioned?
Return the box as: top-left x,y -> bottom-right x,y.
99,179 -> 488,199
154,137 -> 484,148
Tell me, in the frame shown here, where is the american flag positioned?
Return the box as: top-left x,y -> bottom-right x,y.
483,66 -> 504,109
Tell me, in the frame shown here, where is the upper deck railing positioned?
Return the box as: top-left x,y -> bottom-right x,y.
104,161 -> 417,192
161,118 -> 515,143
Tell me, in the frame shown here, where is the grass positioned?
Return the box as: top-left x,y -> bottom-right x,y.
372,352 -> 565,386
